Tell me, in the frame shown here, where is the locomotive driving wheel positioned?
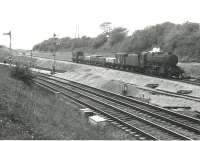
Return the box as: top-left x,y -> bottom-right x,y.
158,65 -> 166,77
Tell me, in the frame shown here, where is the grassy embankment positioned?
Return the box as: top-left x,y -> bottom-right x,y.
4,48 -> 200,78
32,51 -> 200,78
32,51 -> 114,61
0,65 -> 133,139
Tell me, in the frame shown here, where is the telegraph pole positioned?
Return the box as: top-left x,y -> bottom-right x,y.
75,25 -> 77,38
3,31 -> 12,67
74,24 -> 80,39
52,33 -> 56,74
30,50 -> 33,67
77,24 -> 79,39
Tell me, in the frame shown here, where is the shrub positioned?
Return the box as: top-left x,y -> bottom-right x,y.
92,34 -> 107,48
109,27 -> 127,46
10,64 -> 35,86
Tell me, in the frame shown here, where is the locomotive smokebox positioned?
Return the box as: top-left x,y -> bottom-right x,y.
167,54 -> 178,66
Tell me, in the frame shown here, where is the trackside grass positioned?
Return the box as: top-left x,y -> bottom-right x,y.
0,65 -> 134,139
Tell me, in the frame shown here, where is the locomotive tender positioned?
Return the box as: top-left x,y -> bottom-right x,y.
72,51 -> 184,78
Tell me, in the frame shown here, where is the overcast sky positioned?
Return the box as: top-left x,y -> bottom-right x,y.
0,0 -> 200,50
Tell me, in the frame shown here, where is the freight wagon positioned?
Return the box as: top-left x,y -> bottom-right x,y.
72,51 -> 184,78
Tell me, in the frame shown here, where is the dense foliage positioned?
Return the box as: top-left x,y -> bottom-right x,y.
0,45 -> 10,62
108,27 -> 128,46
10,64 -> 34,86
33,22 -> 200,62
92,34 -> 107,48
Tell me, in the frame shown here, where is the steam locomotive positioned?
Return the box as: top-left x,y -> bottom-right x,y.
72,51 -> 185,78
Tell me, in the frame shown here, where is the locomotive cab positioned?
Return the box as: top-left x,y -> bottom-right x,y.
72,51 -> 84,62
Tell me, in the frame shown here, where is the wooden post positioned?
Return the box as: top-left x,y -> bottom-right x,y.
3,31 -> 12,67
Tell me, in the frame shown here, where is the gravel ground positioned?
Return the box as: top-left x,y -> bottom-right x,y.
179,62 -> 200,78
33,58 -> 200,112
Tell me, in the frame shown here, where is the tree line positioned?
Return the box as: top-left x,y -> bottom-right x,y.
33,21 -> 200,62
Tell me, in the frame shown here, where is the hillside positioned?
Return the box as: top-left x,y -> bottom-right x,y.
33,21 -> 200,62
0,46 -> 25,62
0,45 -> 10,61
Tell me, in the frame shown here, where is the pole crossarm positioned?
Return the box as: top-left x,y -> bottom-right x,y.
53,33 -> 56,38
3,31 -> 12,67
3,31 -> 11,36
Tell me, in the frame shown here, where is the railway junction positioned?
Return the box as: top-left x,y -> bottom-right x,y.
1,54 -> 200,140
6,54 -> 200,140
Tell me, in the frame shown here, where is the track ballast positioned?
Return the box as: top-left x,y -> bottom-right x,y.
34,73 -> 200,140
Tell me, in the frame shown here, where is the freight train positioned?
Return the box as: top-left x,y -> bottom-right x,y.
72,51 -> 185,79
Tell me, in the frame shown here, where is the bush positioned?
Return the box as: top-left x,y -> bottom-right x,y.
92,34 -> 107,48
109,27 -> 127,46
10,64 -> 35,86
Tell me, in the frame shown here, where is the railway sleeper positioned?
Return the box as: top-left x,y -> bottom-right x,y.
112,115 -> 130,120
114,125 -> 145,138
110,121 -> 119,125
116,124 -> 124,127
124,129 -> 132,132
119,117 -> 134,121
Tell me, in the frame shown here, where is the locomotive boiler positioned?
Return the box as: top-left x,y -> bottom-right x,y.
145,52 -> 178,66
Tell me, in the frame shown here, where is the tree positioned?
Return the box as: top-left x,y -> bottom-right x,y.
100,22 -> 112,36
92,34 -> 107,48
109,27 -> 128,46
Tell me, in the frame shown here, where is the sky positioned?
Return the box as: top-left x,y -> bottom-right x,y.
0,0 -> 200,50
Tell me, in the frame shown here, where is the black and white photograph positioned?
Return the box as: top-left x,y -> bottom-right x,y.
0,0 -> 200,140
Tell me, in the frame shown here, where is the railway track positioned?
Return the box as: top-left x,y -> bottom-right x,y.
34,73 -> 200,140
180,77 -> 200,86
17,54 -> 200,86
30,54 -> 200,86
29,60 -> 200,103
127,83 -> 200,102
89,63 -> 200,87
